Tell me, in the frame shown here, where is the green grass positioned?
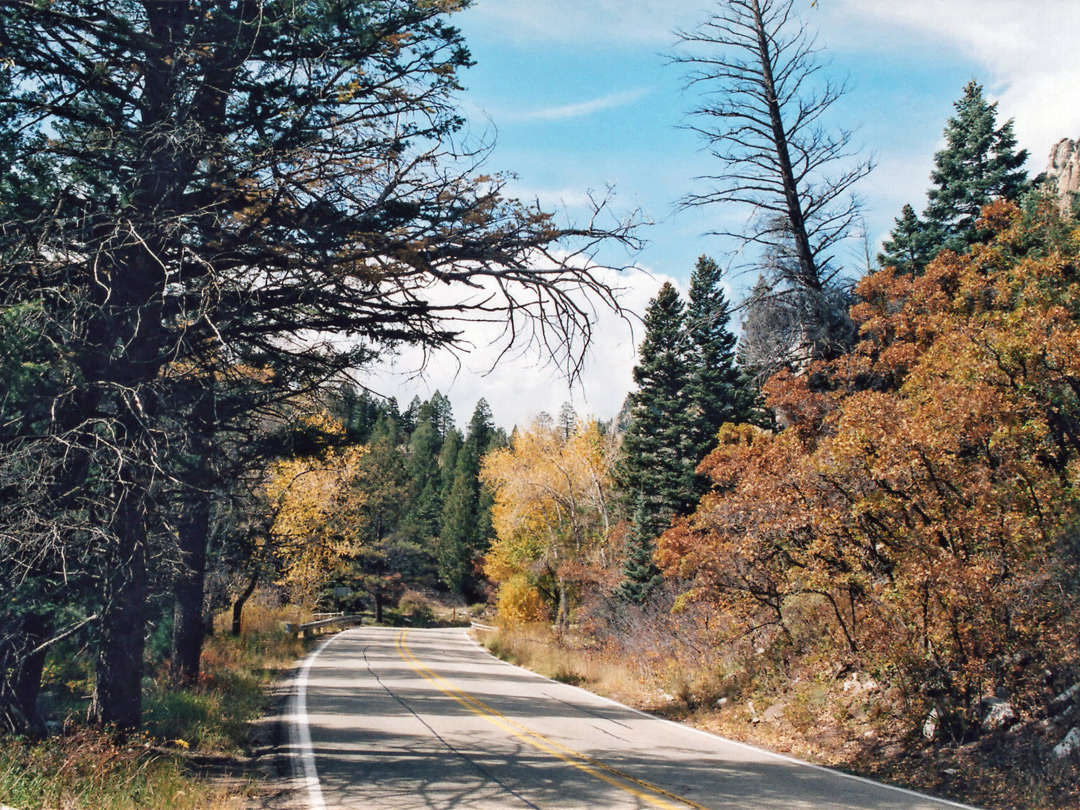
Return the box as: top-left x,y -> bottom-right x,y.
141,671 -> 265,752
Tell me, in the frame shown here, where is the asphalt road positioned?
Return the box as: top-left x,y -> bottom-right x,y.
288,626 -> 978,810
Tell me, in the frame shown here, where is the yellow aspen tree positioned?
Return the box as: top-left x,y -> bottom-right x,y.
482,418 -> 617,626
265,414 -> 367,608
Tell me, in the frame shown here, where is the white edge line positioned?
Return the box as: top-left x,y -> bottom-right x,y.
289,632 -> 346,810
461,628 -> 983,810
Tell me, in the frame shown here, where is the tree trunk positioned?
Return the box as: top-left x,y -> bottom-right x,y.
374,593 -> 384,624
231,568 -> 259,637
14,615 -> 50,737
91,494 -> 148,732
171,387 -> 215,685
172,493 -> 210,684
0,614 -> 51,736
750,0 -> 819,292
556,578 -> 569,628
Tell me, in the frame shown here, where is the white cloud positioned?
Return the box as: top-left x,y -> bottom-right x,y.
360,263 -> 675,430
504,88 -> 650,123
830,0 -> 1080,163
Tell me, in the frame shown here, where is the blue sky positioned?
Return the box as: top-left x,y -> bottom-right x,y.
366,0 -> 1080,430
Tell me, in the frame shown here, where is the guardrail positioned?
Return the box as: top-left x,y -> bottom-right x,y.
284,614 -> 364,638
470,621 -> 496,632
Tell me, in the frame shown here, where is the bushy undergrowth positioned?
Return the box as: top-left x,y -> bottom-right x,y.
148,601 -> 305,752
484,604 -> 1080,810
0,731 -> 244,810
1,596 -> 304,810
393,590 -> 438,625
380,589 -> 480,627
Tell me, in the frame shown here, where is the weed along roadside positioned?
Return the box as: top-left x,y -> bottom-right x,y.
477,623 -> 1079,810
0,599 -> 311,810
0,591 -> 474,810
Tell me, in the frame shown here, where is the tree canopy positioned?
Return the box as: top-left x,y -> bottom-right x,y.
660,200 -> 1080,736
616,282 -> 696,541
879,81 -> 1028,273
0,0 -> 635,731
483,417 -> 617,627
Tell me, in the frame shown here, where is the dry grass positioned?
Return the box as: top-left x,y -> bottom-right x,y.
1,593 -> 305,810
0,729 -> 254,810
481,624 -> 667,708
482,623 -> 1080,810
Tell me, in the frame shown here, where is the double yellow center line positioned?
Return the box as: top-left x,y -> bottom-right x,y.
394,630 -> 709,810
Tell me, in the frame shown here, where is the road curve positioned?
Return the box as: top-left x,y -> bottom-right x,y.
288,626 -> 978,810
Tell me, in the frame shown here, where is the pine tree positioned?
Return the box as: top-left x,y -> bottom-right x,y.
328,383 -> 381,444
398,401 -> 444,555
877,204 -> 938,275
557,402 -> 578,441
438,427 -> 463,493
685,256 -> 749,463
616,270 -> 750,602
406,412 -> 443,492
617,495 -> 664,605
400,396 -> 422,437
925,81 -> 1028,249
466,399 -> 496,457
348,415 -> 414,621
421,391 -> 455,441
438,445 -> 479,596
436,400 -> 495,600
880,81 -> 1028,273
617,282 -> 696,543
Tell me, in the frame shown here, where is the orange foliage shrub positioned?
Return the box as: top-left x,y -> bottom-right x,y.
658,200 -> 1080,733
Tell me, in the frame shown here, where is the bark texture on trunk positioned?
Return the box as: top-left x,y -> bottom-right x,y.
0,614 -> 51,736
91,493 -> 149,732
171,386 -> 215,684
172,497 -> 210,684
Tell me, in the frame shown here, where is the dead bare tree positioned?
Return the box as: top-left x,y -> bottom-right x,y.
675,0 -> 871,367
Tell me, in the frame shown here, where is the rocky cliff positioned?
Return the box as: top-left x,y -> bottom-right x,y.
1045,138 -> 1080,214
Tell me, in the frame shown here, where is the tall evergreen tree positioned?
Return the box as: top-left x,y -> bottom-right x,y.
617,282 -> 696,543
925,81 -> 1028,245
400,396 -> 422,437
685,256 -> 749,463
438,450 -> 477,596
557,402 -> 578,441
876,204 -> 937,275
403,407 -> 445,541
436,400 -> 495,600
422,391 -> 455,441
347,413 -> 414,621
438,427 -> 463,492
617,495 -> 664,605
466,399 -> 496,456
879,81 -> 1028,273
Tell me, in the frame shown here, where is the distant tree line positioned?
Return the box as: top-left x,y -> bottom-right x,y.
247,389 -> 504,623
